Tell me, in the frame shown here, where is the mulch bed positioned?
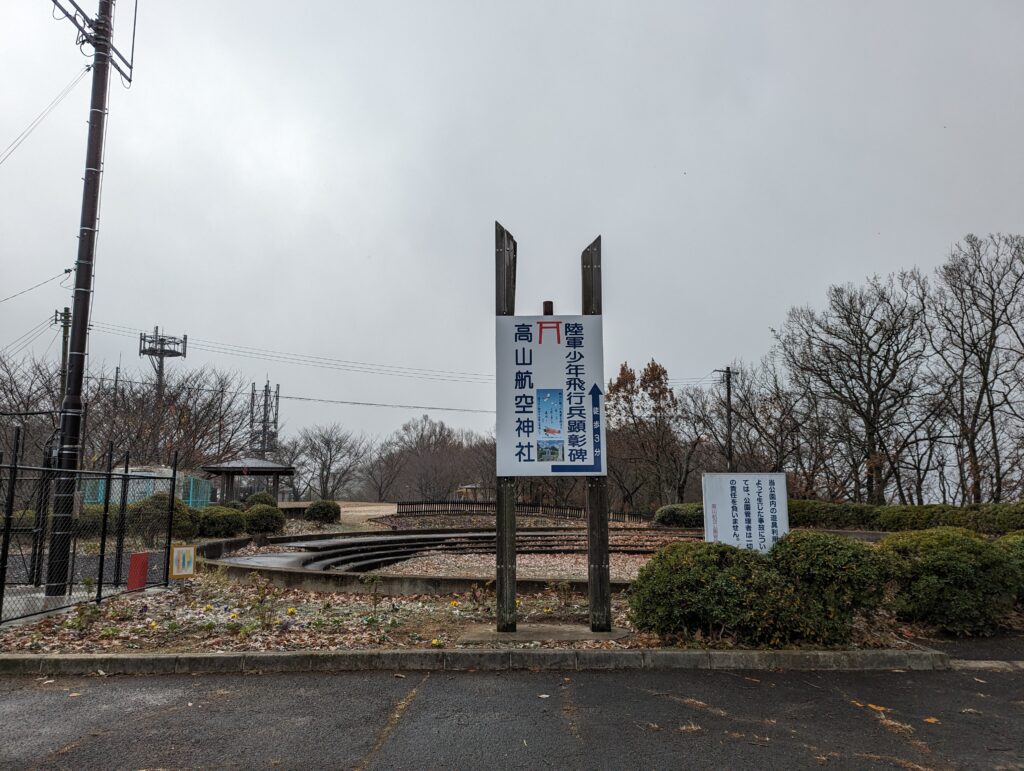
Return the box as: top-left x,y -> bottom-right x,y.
371,552 -> 652,581
0,570 -> 920,655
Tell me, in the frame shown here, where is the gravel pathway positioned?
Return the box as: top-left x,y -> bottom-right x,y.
372,552 -> 652,581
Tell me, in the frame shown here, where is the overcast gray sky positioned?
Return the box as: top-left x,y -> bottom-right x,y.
3,0 -> 1023,439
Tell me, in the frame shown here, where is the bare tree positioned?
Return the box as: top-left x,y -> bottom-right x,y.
359,436 -> 406,502
299,424 -> 367,500
777,275 -> 929,504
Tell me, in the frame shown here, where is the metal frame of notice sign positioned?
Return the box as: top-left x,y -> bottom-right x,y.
494,223 -> 610,633
701,472 -> 790,552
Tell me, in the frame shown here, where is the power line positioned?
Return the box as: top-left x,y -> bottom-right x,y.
1,317 -> 52,353
91,323 -> 496,384
0,67 -> 90,168
83,374 -> 495,415
2,320 -> 54,358
280,394 -> 494,415
0,269 -> 72,304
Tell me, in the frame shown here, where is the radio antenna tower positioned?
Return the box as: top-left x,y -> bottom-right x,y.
250,380 -> 280,459
139,326 -> 187,401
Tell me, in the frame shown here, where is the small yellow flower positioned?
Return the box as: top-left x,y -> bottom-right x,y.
543,607 -> 552,614
148,621 -> 158,629
515,598 -> 522,607
203,604 -> 213,612
450,600 -> 459,607
287,607 -> 296,616
229,612 -> 238,620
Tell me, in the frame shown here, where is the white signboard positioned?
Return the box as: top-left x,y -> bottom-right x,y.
496,315 -> 607,477
702,472 -> 789,552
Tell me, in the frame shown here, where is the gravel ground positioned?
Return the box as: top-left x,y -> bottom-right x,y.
372,552 -> 652,581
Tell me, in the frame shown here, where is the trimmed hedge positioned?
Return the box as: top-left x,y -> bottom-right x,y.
652,500 -> 1024,535
880,527 -> 1021,634
244,491 -> 277,509
995,531 -> 1024,603
197,506 -> 246,538
628,536 -> 885,646
653,503 -> 703,528
306,499 -> 341,525
770,531 -> 889,643
243,504 -> 286,535
127,493 -> 196,544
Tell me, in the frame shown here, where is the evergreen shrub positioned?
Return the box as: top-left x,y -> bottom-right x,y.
306,499 -> 341,525
243,504 -> 286,535
879,527 -> 1020,634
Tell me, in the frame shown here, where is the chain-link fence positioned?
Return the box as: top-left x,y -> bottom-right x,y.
0,427 -> 178,625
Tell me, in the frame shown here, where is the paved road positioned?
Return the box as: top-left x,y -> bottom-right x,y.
0,669 -> 1021,769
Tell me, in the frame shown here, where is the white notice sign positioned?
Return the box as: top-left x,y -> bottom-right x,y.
702,472 -> 789,552
496,315 -> 606,477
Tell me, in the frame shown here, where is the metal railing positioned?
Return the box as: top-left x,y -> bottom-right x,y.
0,427 -> 178,625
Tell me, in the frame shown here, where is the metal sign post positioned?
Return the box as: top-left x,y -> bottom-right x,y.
493,224 -> 611,632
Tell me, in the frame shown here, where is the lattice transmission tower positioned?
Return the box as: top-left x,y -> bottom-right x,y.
250,380 -> 280,459
138,326 -> 187,401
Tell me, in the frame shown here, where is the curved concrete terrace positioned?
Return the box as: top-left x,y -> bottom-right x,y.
198,527 -> 695,596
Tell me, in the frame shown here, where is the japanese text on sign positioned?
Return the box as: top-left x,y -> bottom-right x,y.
701,472 -> 789,552
496,315 -> 606,477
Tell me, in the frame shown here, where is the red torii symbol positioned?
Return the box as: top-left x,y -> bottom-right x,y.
537,320 -> 562,345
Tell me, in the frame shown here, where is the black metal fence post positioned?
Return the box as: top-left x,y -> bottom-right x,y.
163,451 -> 178,586
0,428 -> 23,620
113,452 -> 129,586
95,443 -> 114,603
30,442 -> 53,586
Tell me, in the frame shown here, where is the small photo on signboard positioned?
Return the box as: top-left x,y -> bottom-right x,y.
537,439 -> 564,462
169,544 -> 196,579
537,389 -> 564,437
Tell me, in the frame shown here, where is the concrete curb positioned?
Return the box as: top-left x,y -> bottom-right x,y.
0,647 -> 950,676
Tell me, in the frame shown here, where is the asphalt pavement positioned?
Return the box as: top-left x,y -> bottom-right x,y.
1,668 -> 1021,769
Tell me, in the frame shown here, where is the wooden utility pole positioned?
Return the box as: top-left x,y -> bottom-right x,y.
47,0 -> 116,597
582,236 -> 611,632
495,222 -> 518,632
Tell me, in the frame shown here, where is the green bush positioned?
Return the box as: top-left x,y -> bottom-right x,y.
653,503 -> 703,528
243,504 -> 286,535
127,493 -> 197,545
996,531 -> 1024,603
245,491 -> 277,509
770,531 -> 890,643
629,541 -> 812,646
306,499 -> 341,525
197,506 -> 246,538
75,504 -> 107,538
880,527 -> 1021,634
788,500 -> 882,530
222,500 -> 245,511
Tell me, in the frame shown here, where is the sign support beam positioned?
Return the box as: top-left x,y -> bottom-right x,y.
582,236 -> 611,632
495,222 -> 517,632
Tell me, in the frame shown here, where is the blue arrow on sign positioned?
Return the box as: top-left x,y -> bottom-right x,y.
552,383 -> 603,474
